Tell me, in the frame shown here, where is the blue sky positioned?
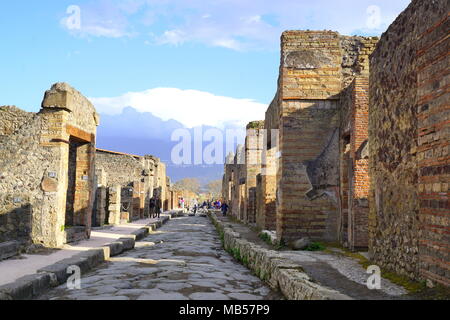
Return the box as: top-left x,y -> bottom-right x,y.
0,0 -> 410,127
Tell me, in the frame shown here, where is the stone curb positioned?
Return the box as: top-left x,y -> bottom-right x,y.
208,212 -> 352,300
0,211 -> 180,300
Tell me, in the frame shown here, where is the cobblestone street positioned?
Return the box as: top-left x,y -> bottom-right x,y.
38,215 -> 282,300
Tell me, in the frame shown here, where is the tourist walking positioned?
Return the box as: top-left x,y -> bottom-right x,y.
221,202 -> 229,217
149,196 -> 156,218
154,196 -> 162,219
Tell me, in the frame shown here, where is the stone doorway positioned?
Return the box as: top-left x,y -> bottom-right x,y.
64,136 -> 92,243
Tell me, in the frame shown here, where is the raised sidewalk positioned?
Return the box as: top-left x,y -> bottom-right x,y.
209,211 -> 410,300
0,210 -> 184,300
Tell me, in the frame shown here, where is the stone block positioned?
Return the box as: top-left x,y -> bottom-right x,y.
0,241 -> 20,261
132,228 -> 148,241
118,237 -> 135,251
105,242 -> 124,257
0,273 -> 53,300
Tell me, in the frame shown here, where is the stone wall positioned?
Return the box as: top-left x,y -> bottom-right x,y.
95,149 -> 149,187
227,31 -> 377,247
0,83 -> 99,248
231,146 -> 246,220
271,31 -> 377,243
244,121 -> 265,224
95,150 -> 171,223
222,152 -> 235,207
339,77 -> 370,250
0,106 -> 35,137
369,0 -> 449,286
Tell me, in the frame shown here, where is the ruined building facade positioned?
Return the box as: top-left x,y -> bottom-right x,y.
94,149 -> 173,226
223,0 -> 449,286
0,83 -> 99,248
224,30 -> 377,248
0,83 -> 174,256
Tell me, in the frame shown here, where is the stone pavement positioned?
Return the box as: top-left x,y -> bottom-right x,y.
0,215 -> 169,287
38,215 -> 283,300
214,214 -> 411,300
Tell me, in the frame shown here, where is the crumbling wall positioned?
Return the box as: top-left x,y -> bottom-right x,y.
0,106 -> 35,136
369,0 -> 449,285
276,31 -> 343,243
250,31 -> 376,242
95,150 -> 168,222
0,112 -> 52,245
0,83 -> 99,248
95,150 -> 147,187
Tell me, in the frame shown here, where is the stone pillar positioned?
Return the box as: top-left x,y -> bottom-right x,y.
347,77 -> 370,251
275,31 -> 343,243
257,141 -> 278,231
94,186 -> 107,227
108,185 -> 121,225
245,122 -> 265,224
37,83 -> 99,247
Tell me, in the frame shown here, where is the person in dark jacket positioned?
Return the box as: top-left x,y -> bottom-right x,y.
149,197 -> 156,218
154,196 -> 162,219
221,202 -> 229,217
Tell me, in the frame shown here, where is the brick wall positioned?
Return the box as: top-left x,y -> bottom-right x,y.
416,4 -> 449,286
342,77 -> 370,250
276,31 -> 346,243
369,0 -> 449,285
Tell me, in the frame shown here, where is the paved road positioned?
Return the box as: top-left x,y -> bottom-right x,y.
39,215 -> 282,300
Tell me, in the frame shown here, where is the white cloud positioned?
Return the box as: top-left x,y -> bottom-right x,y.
60,1 -> 134,38
158,29 -> 186,46
61,0 -> 411,50
90,88 -> 267,129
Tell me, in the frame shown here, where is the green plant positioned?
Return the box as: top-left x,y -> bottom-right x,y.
259,232 -> 272,245
304,242 -> 326,252
274,239 -> 287,251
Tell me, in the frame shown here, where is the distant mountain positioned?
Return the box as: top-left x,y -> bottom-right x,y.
96,107 -> 241,184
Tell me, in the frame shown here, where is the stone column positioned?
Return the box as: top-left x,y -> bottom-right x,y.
108,185 -> 121,225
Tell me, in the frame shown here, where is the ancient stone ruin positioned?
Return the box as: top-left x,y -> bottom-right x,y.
0,83 -> 174,259
223,0 -> 449,287
95,149 -> 174,226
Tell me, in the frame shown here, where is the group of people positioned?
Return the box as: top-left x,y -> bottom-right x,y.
177,198 -> 229,217
149,195 -> 229,219
148,196 -> 162,219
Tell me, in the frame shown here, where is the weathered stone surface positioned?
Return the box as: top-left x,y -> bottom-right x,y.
210,213 -> 352,300
0,241 -> 19,261
290,238 -> 312,251
39,216 -> 280,301
40,177 -> 58,193
105,242 -> 124,257
0,82 -> 99,248
118,237 -> 135,251
224,31 -> 378,246
369,0 -> 449,286
0,273 -> 53,300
